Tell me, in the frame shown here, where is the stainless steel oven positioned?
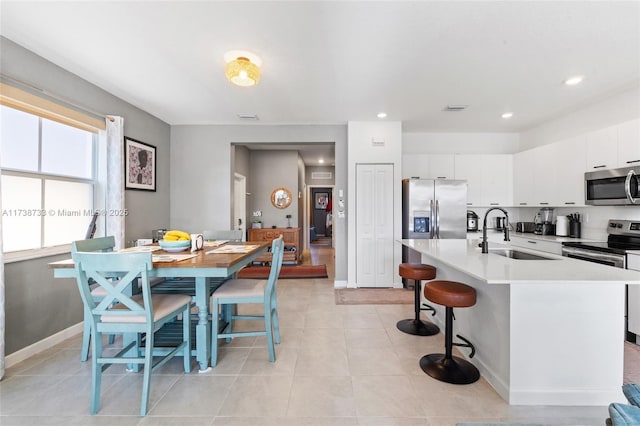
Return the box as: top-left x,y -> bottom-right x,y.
585,165 -> 640,205
562,219 -> 640,342
561,245 -> 626,268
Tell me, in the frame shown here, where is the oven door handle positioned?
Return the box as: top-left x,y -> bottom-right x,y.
626,169 -> 638,205
562,246 -> 625,267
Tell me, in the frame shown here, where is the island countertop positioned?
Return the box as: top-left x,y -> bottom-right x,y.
400,238 -> 640,285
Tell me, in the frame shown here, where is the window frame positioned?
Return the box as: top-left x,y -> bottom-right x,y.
1,104 -> 101,263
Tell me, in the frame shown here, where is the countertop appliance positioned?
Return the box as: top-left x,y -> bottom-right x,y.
402,178 -> 467,287
467,210 -> 478,232
562,219 -> 640,342
555,215 -> 569,237
534,207 -> 555,236
516,222 -> 536,233
585,165 -> 639,205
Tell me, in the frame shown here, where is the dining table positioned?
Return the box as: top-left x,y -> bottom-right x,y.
48,240 -> 269,372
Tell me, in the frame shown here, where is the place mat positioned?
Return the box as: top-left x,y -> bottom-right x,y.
152,254 -> 198,263
204,240 -> 228,248
120,245 -> 162,253
206,244 -> 260,254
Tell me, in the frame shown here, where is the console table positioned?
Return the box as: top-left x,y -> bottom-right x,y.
249,227 -> 302,264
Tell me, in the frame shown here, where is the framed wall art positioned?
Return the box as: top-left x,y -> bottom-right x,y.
125,137 -> 156,191
315,192 -> 328,209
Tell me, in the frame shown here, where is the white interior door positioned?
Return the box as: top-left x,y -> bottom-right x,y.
234,173 -> 246,241
356,164 -> 394,287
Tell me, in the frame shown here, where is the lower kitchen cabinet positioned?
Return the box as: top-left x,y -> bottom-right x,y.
509,235 -> 563,255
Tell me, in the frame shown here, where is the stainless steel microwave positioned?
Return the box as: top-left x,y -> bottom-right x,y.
585,165 -> 639,205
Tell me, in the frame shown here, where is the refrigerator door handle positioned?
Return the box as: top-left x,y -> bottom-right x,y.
435,199 -> 440,239
430,199 -> 435,239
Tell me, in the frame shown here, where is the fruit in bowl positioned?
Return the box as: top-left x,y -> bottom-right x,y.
159,230 -> 191,252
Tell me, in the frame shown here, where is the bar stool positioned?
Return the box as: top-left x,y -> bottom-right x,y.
420,280 -> 479,384
396,263 -> 439,336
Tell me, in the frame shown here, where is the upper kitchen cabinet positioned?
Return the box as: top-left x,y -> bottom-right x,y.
513,150 -> 535,206
454,154 -> 512,206
617,118 -> 640,167
425,154 -> 455,179
454,155 -> 482,206
586,125 -> 618,171
513,144 -> 565,207
402,154 -> 429,179
402,154 -> 455,180
554,135 -> 586,206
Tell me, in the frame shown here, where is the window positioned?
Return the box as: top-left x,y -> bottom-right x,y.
1,105 -> 97,253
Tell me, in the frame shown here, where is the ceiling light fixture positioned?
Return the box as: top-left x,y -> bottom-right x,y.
564,75 -> 584,86
224,51 -> 261,87
319,159 -> 324,164
501,112 -> 514,119
377,112 -> 387,119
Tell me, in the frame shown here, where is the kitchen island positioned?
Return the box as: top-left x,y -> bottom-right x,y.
400,238 -> 640,406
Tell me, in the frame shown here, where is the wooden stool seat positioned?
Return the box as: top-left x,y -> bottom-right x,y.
399,263 -> 436,282
420,280 -> 479,385
396,263 -> 439,336
423,280 -> 476,308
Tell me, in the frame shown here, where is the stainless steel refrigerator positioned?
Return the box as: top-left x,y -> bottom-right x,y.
402,178 -> 467,286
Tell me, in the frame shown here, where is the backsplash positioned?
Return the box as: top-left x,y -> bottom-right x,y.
467,206 -> 639,241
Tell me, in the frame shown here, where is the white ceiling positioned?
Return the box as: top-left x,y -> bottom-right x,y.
1,1 -> 639,165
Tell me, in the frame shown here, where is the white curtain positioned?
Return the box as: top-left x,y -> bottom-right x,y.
105,116 -> 125,250
0,177 -> 5,380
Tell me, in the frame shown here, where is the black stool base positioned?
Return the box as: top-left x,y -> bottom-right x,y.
420,353 -> 480,384
396,319 -> 439,336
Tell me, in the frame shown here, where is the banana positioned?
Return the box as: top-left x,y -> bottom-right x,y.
163,229 -> 191,241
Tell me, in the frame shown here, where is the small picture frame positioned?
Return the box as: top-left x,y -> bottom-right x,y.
315,192 -> 328,209
125,137 -> 156,191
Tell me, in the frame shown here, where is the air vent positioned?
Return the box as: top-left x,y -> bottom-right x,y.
312,172 -> 332,180
237,113 -> 259,120
443,105 -> 468,112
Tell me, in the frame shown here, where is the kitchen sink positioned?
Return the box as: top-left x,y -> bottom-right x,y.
488,248 -> 557,260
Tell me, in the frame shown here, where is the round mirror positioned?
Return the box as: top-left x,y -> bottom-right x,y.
271,187 -> 292,209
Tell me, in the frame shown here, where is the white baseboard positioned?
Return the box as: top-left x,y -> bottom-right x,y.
333,280 -> 348,289
6,322 -> 83,369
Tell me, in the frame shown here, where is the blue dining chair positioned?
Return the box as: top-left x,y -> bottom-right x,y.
72,251 -> 192,416
210,235 -> 284,366
72,236 -> 116,362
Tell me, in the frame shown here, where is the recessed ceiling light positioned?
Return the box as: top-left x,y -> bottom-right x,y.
501,112 -> 514,119
564,75 -> 584,86
319,159 -> 324,164
377,112 -> 387,119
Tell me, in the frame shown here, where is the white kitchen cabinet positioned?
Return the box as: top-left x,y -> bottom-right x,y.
454,155 -> 482,206
425,154 -> 455,179
531,144 -> 556,206
586,125 -> 618,171
509,235 -> 563,255
617,118 -> 640,167
454,154 -> 512,206
554,135 -> 586,206
402,154 -> 429,179
481,155 -> 513,206
513,149 -> 535,206
402,154 -> 454,180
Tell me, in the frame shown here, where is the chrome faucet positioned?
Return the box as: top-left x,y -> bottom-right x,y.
479,207 -> 510,253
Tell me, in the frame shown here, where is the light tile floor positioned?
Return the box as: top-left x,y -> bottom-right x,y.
0,246 -> 612,425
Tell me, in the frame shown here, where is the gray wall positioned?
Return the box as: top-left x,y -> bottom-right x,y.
249,150 -> 299,228
170,124 -> 348,282
1,37 -> 171,354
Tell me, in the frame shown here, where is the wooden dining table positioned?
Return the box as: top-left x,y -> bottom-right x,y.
49,241 -> 269,372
